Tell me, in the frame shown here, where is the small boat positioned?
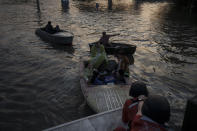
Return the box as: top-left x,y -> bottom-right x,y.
80,61 -> 132,113
43,108 -> 126,131
35,28 -> 74,45
89,42 -> 136,55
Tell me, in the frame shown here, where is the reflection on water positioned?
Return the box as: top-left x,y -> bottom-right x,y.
0,0 -> 197,130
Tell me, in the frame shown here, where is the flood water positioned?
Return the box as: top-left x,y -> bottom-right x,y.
0,0 -> 197,130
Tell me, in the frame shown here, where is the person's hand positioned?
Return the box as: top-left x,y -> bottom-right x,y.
138,95 -> 147,101
137,100 -> 144,116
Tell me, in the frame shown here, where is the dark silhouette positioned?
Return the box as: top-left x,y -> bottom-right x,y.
98,32 -> 119,46
55,25 -> 61,32
44,21 -> 54,34
114,95 -> 170,131
96,3 -> 99,11
43,22 -> 61,34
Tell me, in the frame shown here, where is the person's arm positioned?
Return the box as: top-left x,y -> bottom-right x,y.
136,101 -> 144,116
136,95 -> 147,115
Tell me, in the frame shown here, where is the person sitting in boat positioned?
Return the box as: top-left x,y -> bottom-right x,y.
84,42 -> 108,83
114,81 -> 148,131
44,21 -> 55,34
90,41 -> 107,69
114,94 -> 170,131
114,52 -> 130,83
98,32 -> 120,46
130,95 -> 171,131
123,82 -> 148,125
54,25 -> 61,33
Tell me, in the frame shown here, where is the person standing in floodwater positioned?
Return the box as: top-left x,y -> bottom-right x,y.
96,3 -> 99,11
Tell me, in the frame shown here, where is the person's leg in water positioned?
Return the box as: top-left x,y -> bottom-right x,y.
118,69 -> 126,83
90,69 -> 99,83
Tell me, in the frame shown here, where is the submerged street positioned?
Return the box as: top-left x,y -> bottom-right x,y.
0,0 -> 197,130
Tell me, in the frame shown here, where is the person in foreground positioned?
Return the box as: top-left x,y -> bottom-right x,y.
98,32 -> 120,46
114,81 -> 148,131
114,94 -> 170,131
122,82 -> 148,125
131,95 -> 171,131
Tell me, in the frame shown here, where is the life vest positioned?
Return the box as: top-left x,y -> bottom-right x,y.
131,115 -> 168,131
114,99 -> 139,131
122,98 -> 139,124
90,44 -> 107,69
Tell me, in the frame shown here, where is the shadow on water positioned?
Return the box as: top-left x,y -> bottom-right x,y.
35,9 -> 42,26
36,0 -> 40,12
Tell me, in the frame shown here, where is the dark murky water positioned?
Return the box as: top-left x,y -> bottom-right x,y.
0,0 -> 196,130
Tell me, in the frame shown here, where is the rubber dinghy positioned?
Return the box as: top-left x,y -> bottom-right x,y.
35,28 -> 74,45
89,42 -> 136,55
80,61 -> 133,113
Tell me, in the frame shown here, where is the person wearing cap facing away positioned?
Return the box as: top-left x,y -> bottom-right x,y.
114,81 -> 148,131
131,95 -> 171,131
